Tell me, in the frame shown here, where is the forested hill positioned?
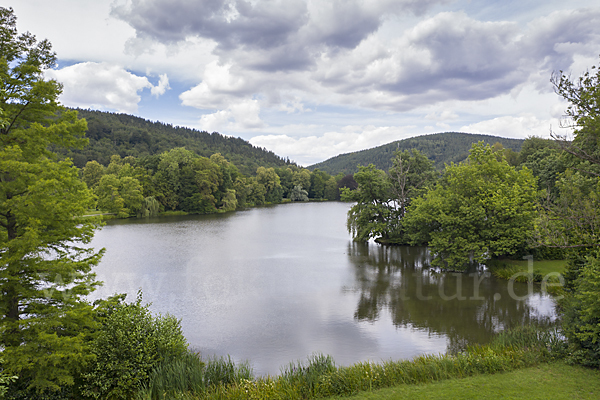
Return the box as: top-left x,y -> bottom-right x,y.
308,132 -> 524,175
61,109 -> 294,176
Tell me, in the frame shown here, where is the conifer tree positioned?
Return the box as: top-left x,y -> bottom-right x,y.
0,7 -> 103,392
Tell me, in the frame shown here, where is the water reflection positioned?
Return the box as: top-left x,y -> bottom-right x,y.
89,203 -> 557,375
346,242 -> 556,352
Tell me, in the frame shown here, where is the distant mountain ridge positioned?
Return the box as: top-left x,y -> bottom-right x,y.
307,132 -> 525,175
61,109 -> 294,176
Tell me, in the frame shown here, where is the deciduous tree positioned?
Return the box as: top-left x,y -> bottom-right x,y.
341,165 -> 393,242
405,143 -> 537,270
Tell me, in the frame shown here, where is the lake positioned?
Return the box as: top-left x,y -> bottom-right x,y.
89,201 -> 557,375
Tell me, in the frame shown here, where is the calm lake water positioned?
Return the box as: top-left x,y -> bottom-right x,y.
89,201 -> 556,375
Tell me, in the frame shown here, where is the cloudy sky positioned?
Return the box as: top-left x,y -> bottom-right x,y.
12,0 -> 600,165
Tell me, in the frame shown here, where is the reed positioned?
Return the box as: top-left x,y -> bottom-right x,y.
137,326 -> 565,400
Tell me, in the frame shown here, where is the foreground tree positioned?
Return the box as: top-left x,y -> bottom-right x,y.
405,143 -> 537,270
0,7 -> 102,392
547,59 -> 600,366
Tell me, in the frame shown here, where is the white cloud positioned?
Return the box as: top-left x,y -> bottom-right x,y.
426,110 -> 459,121
199,99 -> 264,132
250,125 -> 414,166
150,73 -> 170,97
459,115 -> 554,139
15,1 -> 600,164
180,61 -> 255,109
46,62 -> 167,113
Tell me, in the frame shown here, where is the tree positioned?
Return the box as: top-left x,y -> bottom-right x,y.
547,59 -> 600,366
404,143 -> 537,270
153,147 -> 196,210
292,169 -> 311,192
342,150 -> 437,244
275,167 -> 294,198
0,7 -> 102,392
551,61 -> 600,172
290,185 -> 309,201
341,164 -> 393,242
95,174 -> 144,218
82,160 -> 106,189
308,169 -> 329,199
256,166 -> 283,203
388,149 -> 437,222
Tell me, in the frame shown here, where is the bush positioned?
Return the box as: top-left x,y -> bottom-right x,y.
81,292 -> 188,399
562,254 -> 600,367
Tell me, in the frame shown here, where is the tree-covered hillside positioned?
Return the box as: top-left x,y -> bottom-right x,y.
308,132 -> 524,175
58,109 -> 294,176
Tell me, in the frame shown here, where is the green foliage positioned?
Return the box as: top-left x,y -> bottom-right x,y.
538,59 -> 600,369
292,169 -> 311,192
0,358 -> 18,399
309,132 -> 524,175
341,150 -> 436,244
96,174 -> 144,217
280,354 -> 336,397
562,252 -> 600,367
342,165 -> 393,242
137,196 -> 161,217
308,169 -> 329,199
58,109 -> 294,175
162,327 -> 561,400
487,263 -> 544,283
136,353 -> 253,400
256,166 -> 283,203
136,351 -> 206,400
518,136 -> 560,164
82,292 -> 188,400
405,142 -> 537,270
536,170 -> 600,249
290,185 -> 309,201
0,6 -> 103,394
82,160 -> 106,189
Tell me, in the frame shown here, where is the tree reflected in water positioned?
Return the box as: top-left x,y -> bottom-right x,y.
346,242 -> 557,352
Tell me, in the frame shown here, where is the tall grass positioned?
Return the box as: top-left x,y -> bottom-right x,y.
136,352 -> 253,400
487,262 -> 544,282
137,326 -> 566,400
280,353 -> 337,397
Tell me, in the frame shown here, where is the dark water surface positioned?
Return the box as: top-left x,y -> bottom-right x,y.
89,202 -> 556,375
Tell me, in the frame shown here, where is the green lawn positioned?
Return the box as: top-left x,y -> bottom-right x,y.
503,259 -> 567,275
325,362 -> 600,400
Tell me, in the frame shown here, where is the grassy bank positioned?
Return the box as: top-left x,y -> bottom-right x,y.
324,362 -> 600,400
135,326 -> 567,400
487,259 -> 567,283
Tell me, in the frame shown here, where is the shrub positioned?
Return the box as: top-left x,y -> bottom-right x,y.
81,292 -> 188,399
562,254 -> 600,367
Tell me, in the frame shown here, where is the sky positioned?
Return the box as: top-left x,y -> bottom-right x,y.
11,0 -> 600,166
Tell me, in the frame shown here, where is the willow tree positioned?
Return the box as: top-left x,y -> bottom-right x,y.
0,7 -> 103,392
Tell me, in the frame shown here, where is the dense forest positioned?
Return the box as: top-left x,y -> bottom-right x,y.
56,109 -> 294,176
308,132 -> 524,175
81,150 -> 345,218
